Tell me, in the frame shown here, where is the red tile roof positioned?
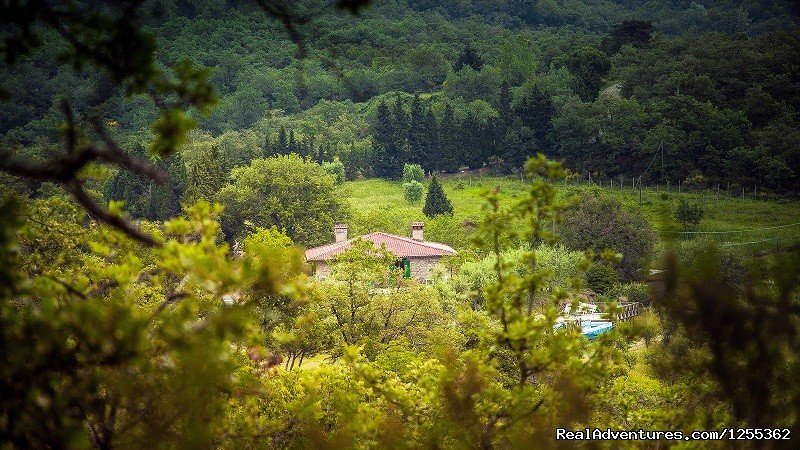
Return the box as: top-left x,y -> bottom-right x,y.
305,232 -> 457,261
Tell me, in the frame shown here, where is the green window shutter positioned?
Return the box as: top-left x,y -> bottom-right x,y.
403,258 -> 411,279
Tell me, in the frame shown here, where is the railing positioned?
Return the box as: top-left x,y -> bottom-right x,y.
615,302 -> 640,322
584,302 -> 641,322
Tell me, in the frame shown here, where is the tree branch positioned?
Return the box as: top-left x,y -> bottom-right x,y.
65,179 -> 160,247
89,118 -> 169,183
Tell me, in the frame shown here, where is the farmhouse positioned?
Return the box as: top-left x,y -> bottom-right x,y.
305,222 -> 456,281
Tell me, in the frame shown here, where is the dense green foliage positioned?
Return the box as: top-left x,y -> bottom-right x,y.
4,0 -> 800,197
653,247 -> 800,433
322,158 -> 347,186
216,154 -> 348,245
3,1 -> 800,448
3,156 -> 800,447
586,263 -> 619,294
558,192 -> 655,281
0,199 -> 306,447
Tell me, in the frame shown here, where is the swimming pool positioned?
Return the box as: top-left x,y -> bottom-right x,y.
554,321 -> 613,339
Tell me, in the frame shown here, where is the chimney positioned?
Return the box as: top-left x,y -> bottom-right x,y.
411,222 -> 424,241
334,224 -> 348,243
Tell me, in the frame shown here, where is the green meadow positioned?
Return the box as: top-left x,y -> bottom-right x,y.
342,176 -> 800,251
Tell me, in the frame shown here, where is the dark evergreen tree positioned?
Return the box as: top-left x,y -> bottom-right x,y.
315,143 -> 325,162
455,43 -> 484,71
106,164 -> 145,215
306,133 -> 316,160
498,81 -> 513,126
393,97 -> 410,165
408,94 -> 427,165
372,100 -> 402,178
296,135 -> 305,158
264,133 -> 274,157
185,145 -> 227,204
288,129 -> 297,155
277,126 -> 288,155
422,107 -> 439,172
105,144 -> 185,220
145,155 -> 185,220
423,174 -> 453,217
461,112 -> 485,169
485,115 -> 502,162
438,103 -> 461,172
515,86 -> 554,151
339,142 -> 359,179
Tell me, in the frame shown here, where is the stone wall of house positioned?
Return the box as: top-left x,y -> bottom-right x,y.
311,261 -> 332,279
409,256 -> 441,281
310,257 -> 441,282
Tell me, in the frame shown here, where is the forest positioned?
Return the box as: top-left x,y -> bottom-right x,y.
1,0 -> 800,448
4,0 -> 800,212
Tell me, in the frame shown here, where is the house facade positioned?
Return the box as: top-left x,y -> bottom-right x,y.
304,222 -> 456,282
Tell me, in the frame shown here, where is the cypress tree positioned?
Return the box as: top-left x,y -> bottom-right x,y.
423,174 -> 453,218
422,107 -> 438,172
301,137 -> 309,158
106,144 -> 185,220
263,133 -> 273,157
185,145 -> 226,204
106,164 -> 145,215
316,142 -> 325,162
504,86 -> 554,168
277,126 -> 288,155
393,97 -> 409,145
438,103 -> 461,172
145,155 -> 185,220
372,100 -> 402,178
462,112 -> 485,169
393,97 -> 410,166
408,94 -> 426,165
485,115 -> 502,162
288,129 -> 297,155
307,133 -> 316,161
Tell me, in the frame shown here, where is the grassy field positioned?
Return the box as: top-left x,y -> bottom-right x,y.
340,176 -> 800,252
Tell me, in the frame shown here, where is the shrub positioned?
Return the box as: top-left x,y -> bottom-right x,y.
402,163 -> 425,184
403,180 -> 424,203
683,173 -> 707,189
676,198 -> 705,229
322,158 -> 346,185
558,192 -> 655,282
632,309 -> 660,346
586,263 -> 618,294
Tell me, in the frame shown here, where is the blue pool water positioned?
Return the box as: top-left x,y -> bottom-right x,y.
554,321 -> 613,339
580,321 -> 613,339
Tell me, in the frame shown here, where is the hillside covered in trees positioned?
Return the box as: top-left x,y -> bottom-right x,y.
3,1 -> 800,448
3,0 -> 800,218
